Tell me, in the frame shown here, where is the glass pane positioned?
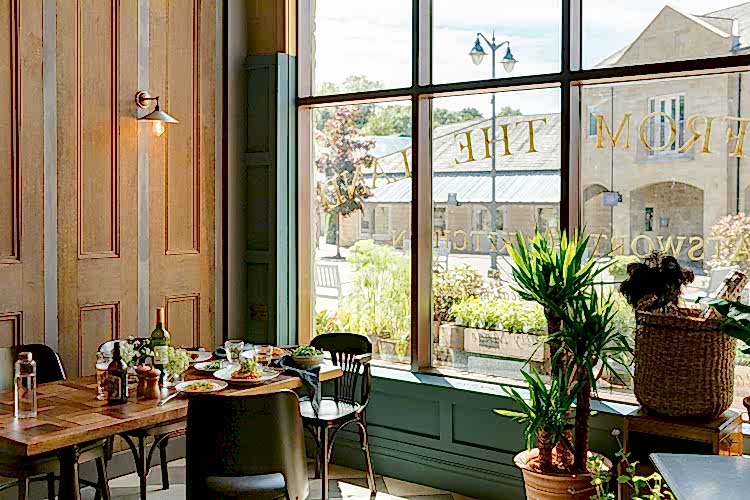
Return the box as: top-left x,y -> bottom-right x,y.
312,102 -> 412,365
580,72 -> 750,407
584,1 -> 746,69
310,0 -> 411,96
432,0 -> 561,84
431,88 -> 561,381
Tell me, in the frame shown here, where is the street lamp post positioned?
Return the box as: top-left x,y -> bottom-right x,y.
469,32 -> 517,273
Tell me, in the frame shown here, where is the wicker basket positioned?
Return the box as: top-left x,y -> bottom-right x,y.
634,307 -> 736,419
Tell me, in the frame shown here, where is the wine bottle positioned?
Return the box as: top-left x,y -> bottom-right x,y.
150,307 -> 171,385
106,342 -> 128,405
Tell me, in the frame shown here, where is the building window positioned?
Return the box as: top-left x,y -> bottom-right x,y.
298,1 -> 750,397
646,94 -> 686,156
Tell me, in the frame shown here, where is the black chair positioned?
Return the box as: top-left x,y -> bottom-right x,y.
303,332 -> 376,500
0,344 -> 111,500
186,390 -> 308,500
98,340 -> 180,500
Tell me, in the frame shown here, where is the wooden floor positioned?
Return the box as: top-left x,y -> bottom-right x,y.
76,458 -> 478,500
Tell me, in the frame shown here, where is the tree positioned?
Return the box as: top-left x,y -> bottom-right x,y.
362,105 -> 411,136
432,107 -> 485,129
315,76 -> 385,132
314,106 -> 376,257
497,106 -> 522,117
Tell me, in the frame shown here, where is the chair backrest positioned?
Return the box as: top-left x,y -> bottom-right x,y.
0,348 -> 15,391
186,390 -> 308,500
310,332 -> 371,406
11,344 -> 65,384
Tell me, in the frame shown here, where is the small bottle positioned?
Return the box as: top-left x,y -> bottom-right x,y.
106,343 -> 129,405
150,307 -> 171,385
14,352 -> 37,419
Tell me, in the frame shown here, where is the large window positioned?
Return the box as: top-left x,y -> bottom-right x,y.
298,0 -> 750,400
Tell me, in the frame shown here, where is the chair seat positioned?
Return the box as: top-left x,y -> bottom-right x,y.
300,398 -> 361,423
204,473 -> 288,499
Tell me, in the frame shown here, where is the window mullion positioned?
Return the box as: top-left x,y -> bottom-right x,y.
561,0 -> 582,232
411,0 -> 433,371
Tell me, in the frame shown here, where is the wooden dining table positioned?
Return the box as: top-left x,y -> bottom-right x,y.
0,363 -> 343,500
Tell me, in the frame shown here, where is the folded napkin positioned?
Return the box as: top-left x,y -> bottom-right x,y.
273,355 -> 321,415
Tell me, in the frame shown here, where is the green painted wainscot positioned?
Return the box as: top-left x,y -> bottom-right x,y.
324,366 -> 638,500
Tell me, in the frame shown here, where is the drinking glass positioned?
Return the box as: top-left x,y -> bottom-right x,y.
95,352 -> 112,400
256,345 -> 273,368
225,340 -> 244,366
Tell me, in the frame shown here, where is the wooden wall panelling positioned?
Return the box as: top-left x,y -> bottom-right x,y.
0,0 -> 44,346
57,0 -> 138,376
149,0 -> 215,349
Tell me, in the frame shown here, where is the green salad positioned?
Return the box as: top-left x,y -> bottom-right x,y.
291,345 -> 323,357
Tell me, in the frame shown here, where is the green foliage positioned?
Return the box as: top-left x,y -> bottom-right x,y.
609,255 -> 640,282
707,298 -> 750,356
432,265 -> 484,323
505,229 -> 608,319
450,297 -> 546,334
315,309 -> 342,336
315,106 -> 376,217
553,290 -> 633,388
432,107 -> 485,129
362,105 -> 412,136
494,368 -> 578,452
586,431 -> 674,500
334,241 -> 411,340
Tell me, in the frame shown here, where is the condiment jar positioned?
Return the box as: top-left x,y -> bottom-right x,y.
135,365 -> 152,398
144,368 -> 161,400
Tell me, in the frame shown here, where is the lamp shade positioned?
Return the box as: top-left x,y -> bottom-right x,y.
469,38 -> 486,66
139,108 -> 179,123
501,46 -> 517,73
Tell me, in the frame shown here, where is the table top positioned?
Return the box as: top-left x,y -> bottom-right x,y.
651,453 -> 750,500
0,363 -> 342,457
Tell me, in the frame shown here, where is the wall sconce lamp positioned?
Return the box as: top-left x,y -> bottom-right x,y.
135,91 -> 178,137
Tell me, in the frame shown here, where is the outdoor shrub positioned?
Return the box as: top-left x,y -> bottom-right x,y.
608,255 -> 639,282
451,296 -> 545,333
433,265 -> 484,323
707,213 -> 750,271
334,240 -> 411,341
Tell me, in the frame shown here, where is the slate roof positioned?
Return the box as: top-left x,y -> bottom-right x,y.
367,170 -> 560,204
373,113 -> 560,174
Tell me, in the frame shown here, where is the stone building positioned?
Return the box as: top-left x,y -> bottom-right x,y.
336,4 -> 750,272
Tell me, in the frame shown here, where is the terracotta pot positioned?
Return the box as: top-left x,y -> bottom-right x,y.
514,449 -> 612,500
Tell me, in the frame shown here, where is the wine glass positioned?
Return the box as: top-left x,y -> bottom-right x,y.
224,340 -> 244,366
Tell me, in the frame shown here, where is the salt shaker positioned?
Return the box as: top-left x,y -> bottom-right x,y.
14,352 -> 37,419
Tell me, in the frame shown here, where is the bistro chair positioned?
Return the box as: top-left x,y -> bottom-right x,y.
303,332 -> 376,500
0,345 -> 111,500
97,340 -> 182,500
186,390 -> 308,500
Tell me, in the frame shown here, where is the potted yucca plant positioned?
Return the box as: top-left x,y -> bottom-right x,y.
501,229 -> 631,499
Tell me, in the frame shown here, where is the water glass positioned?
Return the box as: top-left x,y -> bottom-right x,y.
96,352 -> 112,400
256,345 -> 273,367
225,340 -> 244,366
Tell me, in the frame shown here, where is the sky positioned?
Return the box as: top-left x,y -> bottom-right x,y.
313,0 -> 746,116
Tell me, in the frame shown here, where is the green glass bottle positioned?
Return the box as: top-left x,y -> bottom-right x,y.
150,307 -> 170,384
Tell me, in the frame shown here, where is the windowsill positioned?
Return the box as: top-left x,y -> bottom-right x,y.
368,360 -> 750,426
368,361 -> 639,416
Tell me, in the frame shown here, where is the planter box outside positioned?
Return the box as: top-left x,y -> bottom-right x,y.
463,327 -> 545,362
438,323 -> 465,350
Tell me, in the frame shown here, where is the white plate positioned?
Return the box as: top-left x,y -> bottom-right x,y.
213,367 -> 283,384
194,361 -> 224,372
174,379 -> 227,393
187,351 -> 212,363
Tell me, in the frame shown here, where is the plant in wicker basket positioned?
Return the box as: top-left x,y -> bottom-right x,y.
619,252 -> 694,311
621,253 -> 736,419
